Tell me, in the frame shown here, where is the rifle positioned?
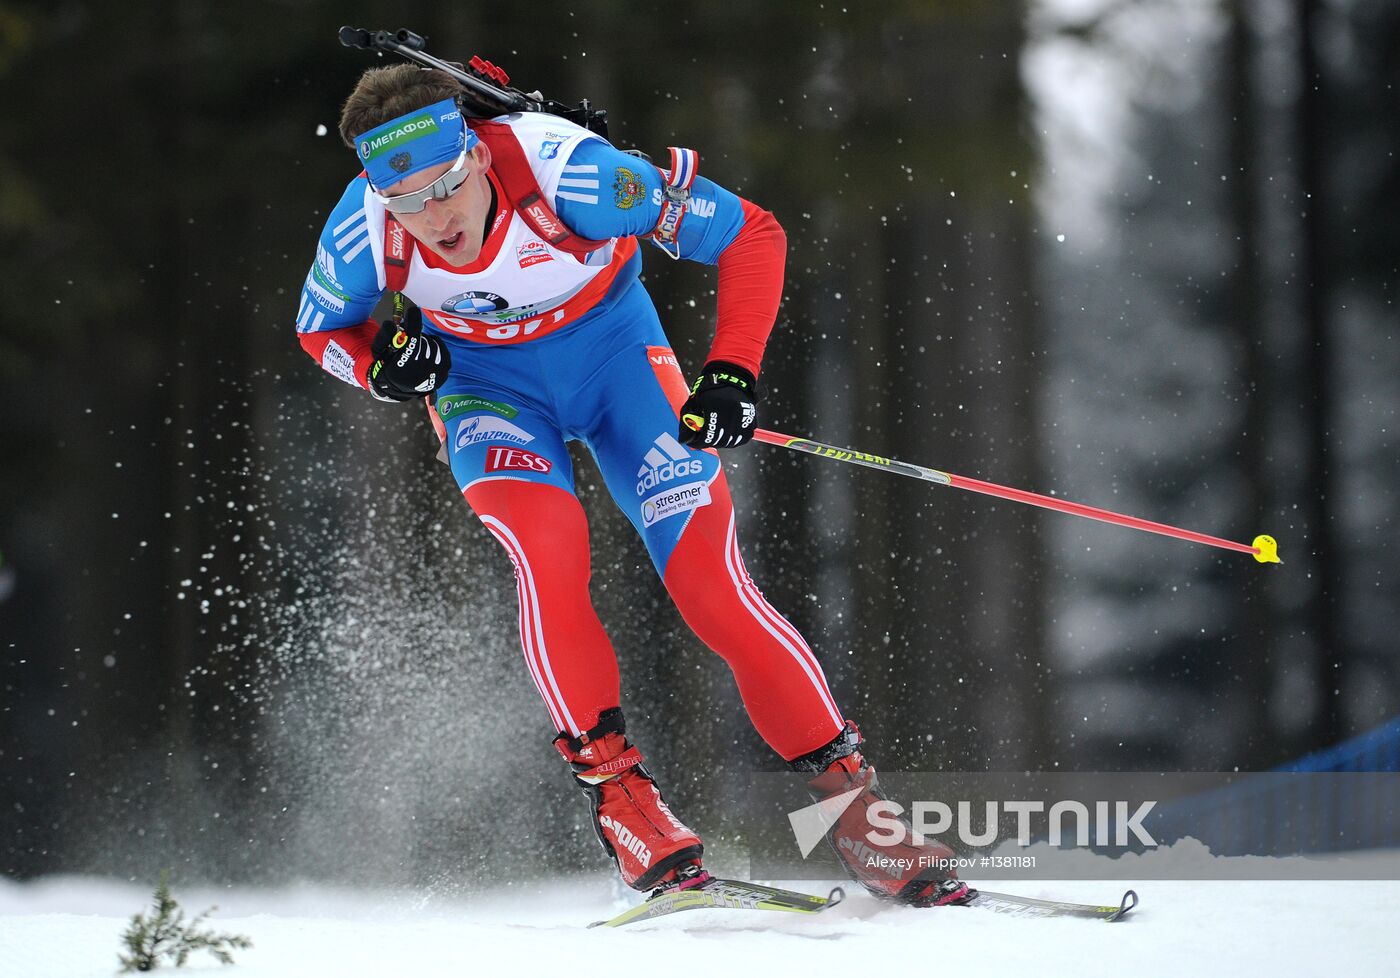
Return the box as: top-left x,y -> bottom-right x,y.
338,26 -> 609,140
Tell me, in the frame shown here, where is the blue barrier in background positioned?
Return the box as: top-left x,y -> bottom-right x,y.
1276,715 -> 1400,773
1144,715 -> 1400,856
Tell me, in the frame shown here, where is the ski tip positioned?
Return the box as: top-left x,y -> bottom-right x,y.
825,886 -> 846,909
1108,889 -> 1139,922
1252,534 -> 1281,564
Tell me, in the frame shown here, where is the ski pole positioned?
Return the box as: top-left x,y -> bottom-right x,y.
751,429 -> 1281,564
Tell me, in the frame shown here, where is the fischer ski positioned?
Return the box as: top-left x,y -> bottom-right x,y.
964,888 -> 1138,921
590,879 -> 1136,928
588,875 -> 844,929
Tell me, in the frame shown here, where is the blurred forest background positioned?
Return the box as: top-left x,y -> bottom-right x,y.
1,0 -> 1396,886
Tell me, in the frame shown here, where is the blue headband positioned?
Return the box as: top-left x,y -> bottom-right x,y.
354,98 -> 479,190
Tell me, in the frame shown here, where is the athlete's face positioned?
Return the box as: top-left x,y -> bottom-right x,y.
380,140 -> 494,266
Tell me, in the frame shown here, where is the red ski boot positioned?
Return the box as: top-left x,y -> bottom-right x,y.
790,722 -> 975,907
554,708 -> 704,892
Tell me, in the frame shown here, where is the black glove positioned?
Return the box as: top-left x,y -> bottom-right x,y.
368,304 -> 451,402
677,361 -> 759,448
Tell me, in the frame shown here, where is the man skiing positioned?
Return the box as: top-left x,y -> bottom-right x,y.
296,61 -> 971,908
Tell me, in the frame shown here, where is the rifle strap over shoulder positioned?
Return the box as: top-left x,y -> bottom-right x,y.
471,120 -> 610,258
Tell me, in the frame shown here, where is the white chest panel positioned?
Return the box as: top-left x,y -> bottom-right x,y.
361,113 -> 623,343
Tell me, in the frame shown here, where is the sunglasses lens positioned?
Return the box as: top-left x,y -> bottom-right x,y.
379,154 -> 471,214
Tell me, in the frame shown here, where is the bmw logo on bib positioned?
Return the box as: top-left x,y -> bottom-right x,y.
444,291 -> 510,316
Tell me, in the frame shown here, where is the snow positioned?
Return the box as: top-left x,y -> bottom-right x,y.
3,875 -> 1397,976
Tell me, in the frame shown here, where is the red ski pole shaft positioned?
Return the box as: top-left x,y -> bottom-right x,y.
751,429 -> 1280,564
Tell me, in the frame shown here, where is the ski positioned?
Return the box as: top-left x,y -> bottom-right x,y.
590,879 -> 1136,928
588,876 -> 845,928
964,888 -> 1138,921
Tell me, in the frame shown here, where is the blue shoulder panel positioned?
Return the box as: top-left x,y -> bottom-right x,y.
554,140 -> 746,266
295,176 -> 383,333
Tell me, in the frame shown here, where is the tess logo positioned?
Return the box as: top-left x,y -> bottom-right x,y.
484,446 -> 552,474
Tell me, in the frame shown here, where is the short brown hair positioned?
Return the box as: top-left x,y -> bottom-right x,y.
338,65 -> 464,148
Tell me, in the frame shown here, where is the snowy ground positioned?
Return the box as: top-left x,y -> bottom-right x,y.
3,875 -> 1397,977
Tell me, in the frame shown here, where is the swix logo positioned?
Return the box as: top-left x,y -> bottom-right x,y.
386,222 -> 408,265
649,351 -> 679,368
635,432 -> 703,496
484,446 -> 552,474
524,201 -> 564,240
838,835 -> 900,878
598,815 -> 653,868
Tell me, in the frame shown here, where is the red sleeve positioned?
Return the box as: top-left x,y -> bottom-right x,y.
298,320 -> 379,390
707,198 -> 787,378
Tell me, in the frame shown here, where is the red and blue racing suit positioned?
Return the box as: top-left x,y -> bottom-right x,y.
295,112 -> 844,759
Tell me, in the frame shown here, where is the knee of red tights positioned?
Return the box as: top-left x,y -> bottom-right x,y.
466,480 -> 593,577
662,480 -> 752,637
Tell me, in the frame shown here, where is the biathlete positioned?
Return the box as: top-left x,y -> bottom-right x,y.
295,62 -> 970,907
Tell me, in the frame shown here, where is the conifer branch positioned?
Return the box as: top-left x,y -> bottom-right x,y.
117,871 -> 252,972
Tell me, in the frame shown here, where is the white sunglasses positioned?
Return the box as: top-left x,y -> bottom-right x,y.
373,149 -> 471,214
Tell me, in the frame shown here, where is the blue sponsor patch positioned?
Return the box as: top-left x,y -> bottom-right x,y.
304,273 -> 346,315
